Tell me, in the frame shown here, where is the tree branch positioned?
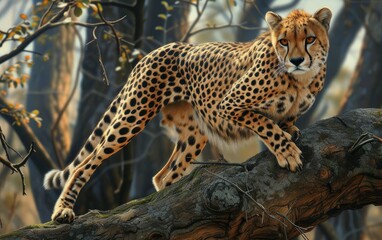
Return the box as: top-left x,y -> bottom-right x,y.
0,126 -> 35,195
0,96 -> 56,173
1,108 -> 382,239
0,11 -> 126,65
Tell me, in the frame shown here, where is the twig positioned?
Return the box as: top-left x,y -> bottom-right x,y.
91,26 -> 110,85
275,212 -> 311,240
0,8 -> 126,64
95,3 -> 122,56
39,0 -> 57,28
0,126 -> 12,165
90,0 -> 136,8
181,0 -> 210,42
349,132 -> 382,153
0,126 -> 35,195
187,24 -> 264,38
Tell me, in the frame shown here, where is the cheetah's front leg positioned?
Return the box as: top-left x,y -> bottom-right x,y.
218,106 -> 302,171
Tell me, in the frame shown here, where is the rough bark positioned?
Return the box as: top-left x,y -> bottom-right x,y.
1,108 -> 381,239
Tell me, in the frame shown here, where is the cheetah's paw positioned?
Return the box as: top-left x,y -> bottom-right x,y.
52,207 -> 75,224
275,141 -> 303,172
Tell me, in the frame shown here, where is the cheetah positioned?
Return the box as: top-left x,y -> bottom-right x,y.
44,7 -> 332,223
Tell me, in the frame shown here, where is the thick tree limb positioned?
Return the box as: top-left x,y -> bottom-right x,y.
1,108 -> 382,239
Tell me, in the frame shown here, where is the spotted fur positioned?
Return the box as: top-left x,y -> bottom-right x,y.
44,8 -> 332,223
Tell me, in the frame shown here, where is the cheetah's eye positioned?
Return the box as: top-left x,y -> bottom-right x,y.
279,38 -> 288,47
306,36 -> 316,44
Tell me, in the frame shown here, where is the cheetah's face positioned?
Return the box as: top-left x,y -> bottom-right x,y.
265,8 -> 332,79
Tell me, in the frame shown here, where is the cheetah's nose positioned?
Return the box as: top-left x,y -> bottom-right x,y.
290,57 -> 304,66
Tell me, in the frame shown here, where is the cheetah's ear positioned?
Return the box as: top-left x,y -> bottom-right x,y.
265,11 -> 282,30
313,7 -> 332,31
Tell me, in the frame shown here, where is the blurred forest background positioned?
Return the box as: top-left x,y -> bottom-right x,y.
0,0 -> 381,239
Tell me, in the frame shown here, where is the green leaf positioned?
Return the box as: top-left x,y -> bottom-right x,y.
161,1 -> 169,10
158,14 -> 167,20
73,7 -> 83,17
155,26 -> 164,31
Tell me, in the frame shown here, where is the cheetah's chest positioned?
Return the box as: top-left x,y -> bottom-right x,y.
261,86 -> 315,122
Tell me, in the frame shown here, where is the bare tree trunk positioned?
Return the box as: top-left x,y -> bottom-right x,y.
341,1 -> 382,112
26,16 -> 75,221
299,0 -> 371,127
66,2 -> 144,216
2,108 -> 381,239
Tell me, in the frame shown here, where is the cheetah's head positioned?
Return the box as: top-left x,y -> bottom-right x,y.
265,8 -> 332,81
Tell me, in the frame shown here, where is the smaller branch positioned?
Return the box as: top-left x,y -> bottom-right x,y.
91,26 -> 110,85
188,24 -> 264,38
0,11 -> 126,64
21,49 -> 44,56
95,3 -> 122,56
90,0 -> 136,8
349,132 -> 382,153
0,156 -> 17,173
226,0 -> 233,25
0,126 -> 35,195
0,96 -> 57,171
49,16 -> 127,28
181,0 -> 210,42
39,0 -> 57,28
0,126 -> 12,164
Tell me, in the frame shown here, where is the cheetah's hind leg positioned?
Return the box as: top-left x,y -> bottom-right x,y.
153,102 -> 208,190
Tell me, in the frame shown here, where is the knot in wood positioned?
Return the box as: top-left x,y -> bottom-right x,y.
319,167 -> 332,180
204,180 -> 242,213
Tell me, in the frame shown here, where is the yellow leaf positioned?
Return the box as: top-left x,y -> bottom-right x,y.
89,3 -> 98,13
24,55 -> 31,61
161,1 -> 169,10
43,54 -> 50,61
158,14 -> 167,20
31,109 -> 39,115
8,31 -> 15,39
20,13 -> 27,20
21,74 -> 29,83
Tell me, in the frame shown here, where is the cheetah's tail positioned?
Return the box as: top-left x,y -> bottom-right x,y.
43,169 -> 66,189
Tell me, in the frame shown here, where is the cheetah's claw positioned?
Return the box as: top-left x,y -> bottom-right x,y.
52,207 -> 75,224
283,125 -> 301,141
292,130 -> 301,141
